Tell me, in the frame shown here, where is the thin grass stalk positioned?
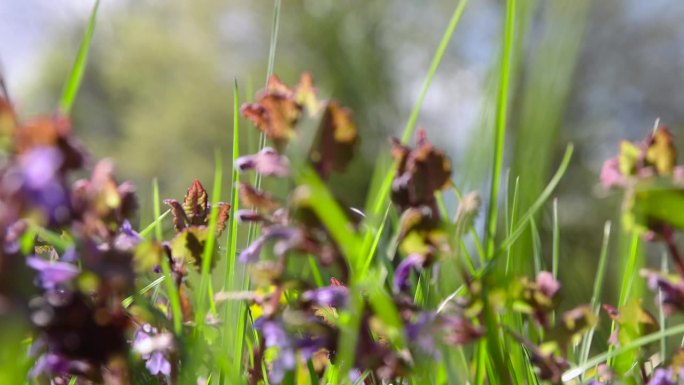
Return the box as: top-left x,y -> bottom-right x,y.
154,179 -> 182,335
58,0 -> 100,116
578,221 -> 612,377
563,323 -> 684,382
485,0 -> 516,260
359,0 -> 469,272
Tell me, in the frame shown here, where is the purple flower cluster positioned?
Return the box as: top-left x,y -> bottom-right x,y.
0,94 -> 143,383
232,76 -> 489,384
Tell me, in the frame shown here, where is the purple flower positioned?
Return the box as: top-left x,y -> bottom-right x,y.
236,147 -> 290,177
648,368 -> 676,385
145,352 -> 171,376
257,319 -> 296,383
239,227 -> 300,263
641,269 -> 684,314
18,147 -> 70,224
406,312 -> 437,356
114,220 -> 141,250
393,254 -> 425,292
30,353 -> 91,378
20,147 -> 62,190
26,256 -> 79,290
133,324 -> 172,377
302,286 -> 348,308
239,234 -> 267,263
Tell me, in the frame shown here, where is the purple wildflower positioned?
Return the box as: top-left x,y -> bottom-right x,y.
406,312 -> 438,356
114,220 -> 141,250
302,285 -> 348,308
26,256 -> 79,290
17,147 -> 70,224
133,324 -> 172,377
30,353 -> 91,378
648,368 -> 676,385
236,147 -> 290,177
239,227 -> 300,263
145,352 -> 171,376
239,234 -> 267,263
258,319 -> 296,383
393,254 -> 424,292
641,269 -> 684,314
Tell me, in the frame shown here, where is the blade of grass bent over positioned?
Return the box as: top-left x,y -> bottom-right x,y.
59,0 -> 100,116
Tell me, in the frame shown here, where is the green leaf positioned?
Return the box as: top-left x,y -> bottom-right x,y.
630,179 -> 684,230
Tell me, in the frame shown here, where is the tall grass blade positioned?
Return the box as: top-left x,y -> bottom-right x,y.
154,179 -> 182,335
485,0 -> 516,260
196,152 -> 223,323
563,323 -> 684,382
59,0 -> 100,116
363,0 -> 469,221
578,221 -> 612,370
552,198 -> 559,279
497,144 -> 574,255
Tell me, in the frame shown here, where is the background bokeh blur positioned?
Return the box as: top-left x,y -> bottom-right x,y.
2,0 -> 684,338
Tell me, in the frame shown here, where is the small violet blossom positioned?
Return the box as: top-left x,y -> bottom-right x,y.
18,147 -> 70,224
133,324 -> 172,377
26,256 -> 79,290
256,319 -> 296,383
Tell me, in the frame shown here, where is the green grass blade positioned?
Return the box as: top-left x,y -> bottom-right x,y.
224,80 -> 241,291
591,221 -> 612,309
363,0 -> 469,220
196,151 -> 223,323
617,231 -> 641,306
400,0 -> 468,143
154,179 -> 182,335
659,252 -> 668,362
308,256 -> 324,288
485,0 -> 516,260
357,0 -> 470,279
552,198 -> 559,279
505,176 -> 520,275
122,276 -> 165,308
295,166 -> 362,272
139,209 -> 171,238
266,0 -> 282,81
58,0 -> 100,116
530,217 -> 543,274
563,323 -> 684,382
26,222 -> 70,252
578,221 -> 612,369
497,144 -> 573,256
